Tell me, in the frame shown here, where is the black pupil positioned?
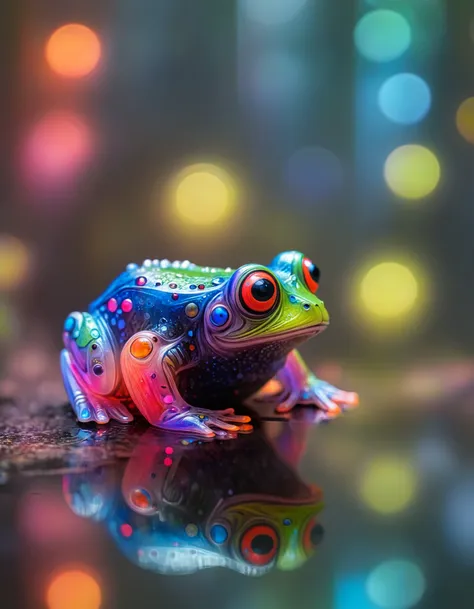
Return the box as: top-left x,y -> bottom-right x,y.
251,534 -> 274,555
251,278 -> 275,302
93,364 -> 104,376
310,523 -> 324,546
307,262 -> 320,283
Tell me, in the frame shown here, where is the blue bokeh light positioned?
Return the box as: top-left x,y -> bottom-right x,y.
366,560 -> 426,609
378,74 -> 431,125
285,147 -> 343,203
336,574 -> 378,609
354,10 -> 411,62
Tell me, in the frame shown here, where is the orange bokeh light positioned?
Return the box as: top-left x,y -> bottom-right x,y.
47,570 -> 101,609
45,24 -> 101,78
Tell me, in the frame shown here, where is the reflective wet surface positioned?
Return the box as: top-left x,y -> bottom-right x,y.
1,360 -> 474,609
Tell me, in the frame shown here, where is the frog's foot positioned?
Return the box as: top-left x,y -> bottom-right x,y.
275,378 -> 359,421
158,407 -> 253,439
250,350 -> 358,422
61,349 -> 133,424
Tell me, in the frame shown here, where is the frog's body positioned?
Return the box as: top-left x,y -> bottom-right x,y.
61,252 -> 358,437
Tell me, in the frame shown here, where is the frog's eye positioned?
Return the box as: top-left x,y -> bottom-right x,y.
240,524 -> 279,566
302,516 -> 324,554
302,258 -> 320,293
239,271 -> 279,314
240,525 -> 279,565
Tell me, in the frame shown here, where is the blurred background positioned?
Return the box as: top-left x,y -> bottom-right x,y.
1,0 -> 474,608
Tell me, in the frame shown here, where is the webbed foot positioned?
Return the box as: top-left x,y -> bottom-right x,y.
158,407 -> 253,439
249,350 -> 358,422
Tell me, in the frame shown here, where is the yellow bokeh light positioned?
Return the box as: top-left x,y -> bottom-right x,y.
456,97 -> 474,144
384,144 -> 440,199
47,570 -> 101,609
360,262 -> 418,319
0,235 -> 30,291
360,455 -> 418,514
45,24 -> 101,78
173,163 -> 235,226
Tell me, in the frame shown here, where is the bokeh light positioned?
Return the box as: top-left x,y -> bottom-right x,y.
455,97 -> 474,144
172,163 -> 235,226
378,74 -> 431,125
46,570 -> 101,609
384,145 -> 440,200
354,10 -> 411,62
366,560 -> 425,609
0,235 -> 30,291
22,111 -> 93,190
336,573 -> 377,609
45,24 -> 101,78
284,147 -> 343,202
240,0 -> 308,26
360,455 -> 418,514
444,479 -> 474,564
360,262 -> 418,319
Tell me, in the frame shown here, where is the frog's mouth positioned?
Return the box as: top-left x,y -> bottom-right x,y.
219,321 -> 329,349
254,321 -> 329,343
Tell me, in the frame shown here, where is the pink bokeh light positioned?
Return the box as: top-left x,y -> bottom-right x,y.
21,111 -> 94,193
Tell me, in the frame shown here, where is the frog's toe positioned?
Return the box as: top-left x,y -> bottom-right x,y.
77,403 -> 93,423
108,403 -> 134,423
88,399 -> 110,424
329,390 -> 359,411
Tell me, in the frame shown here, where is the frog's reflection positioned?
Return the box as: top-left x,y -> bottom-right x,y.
63,422 -> 324,576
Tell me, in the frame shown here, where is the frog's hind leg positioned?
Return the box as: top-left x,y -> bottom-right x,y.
120,330 -> 252,438
61,311 -> 133,424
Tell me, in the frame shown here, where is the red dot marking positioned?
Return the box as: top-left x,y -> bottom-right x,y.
107,298 -> 118,313
172,293 -> 179,300
198,284 -> 205,290
136,276 -> 147,286
165,446 -> 174,455
122,298 -> 133,313
164,457 -> 173,467
120,523 -> 133,538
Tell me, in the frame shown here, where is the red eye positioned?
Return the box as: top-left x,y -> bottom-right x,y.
303,516 -> 324,554
240,271 -> 279,314
240,525 -> 279,566
302,258 -> 320,293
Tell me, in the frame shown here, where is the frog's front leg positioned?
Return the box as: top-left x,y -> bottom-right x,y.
61,312 -> 133,424
120,331 -> 252,438
251,350 -> 358,421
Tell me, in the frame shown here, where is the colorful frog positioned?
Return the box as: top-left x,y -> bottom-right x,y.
61,251 -> 358,437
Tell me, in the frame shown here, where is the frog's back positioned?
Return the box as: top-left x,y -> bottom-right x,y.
89,259 -> 234,345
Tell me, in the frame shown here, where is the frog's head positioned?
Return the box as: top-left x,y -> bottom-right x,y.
204,251 -> 329,352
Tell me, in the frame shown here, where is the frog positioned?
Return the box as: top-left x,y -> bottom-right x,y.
60,251 -> 358,438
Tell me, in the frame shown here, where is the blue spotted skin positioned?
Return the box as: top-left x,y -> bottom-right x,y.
89,261 -> 229,347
